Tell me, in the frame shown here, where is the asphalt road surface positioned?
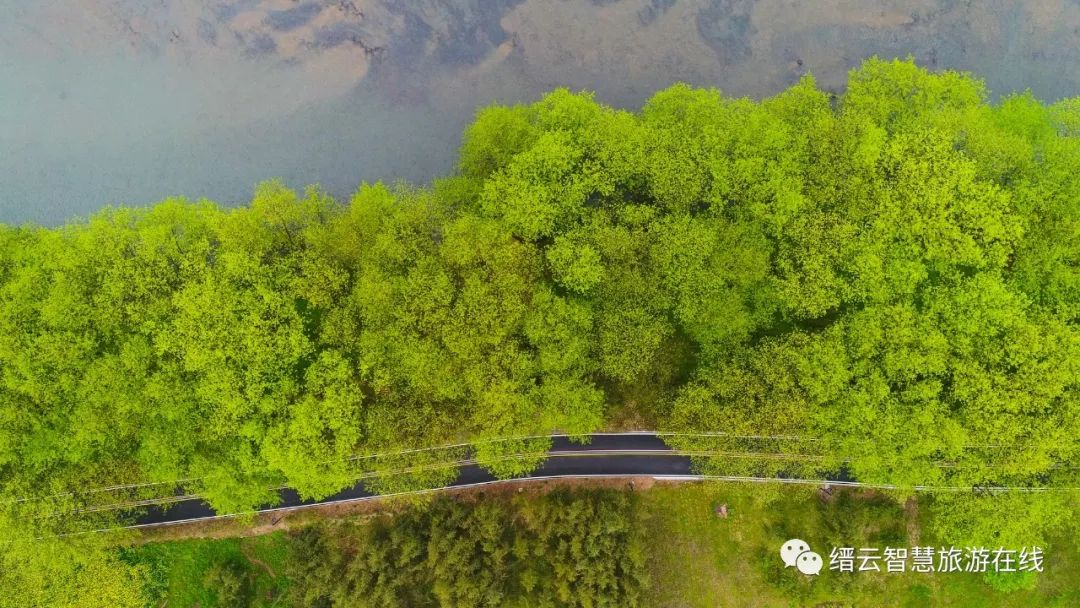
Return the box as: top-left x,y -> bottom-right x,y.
134,433 -> 694,528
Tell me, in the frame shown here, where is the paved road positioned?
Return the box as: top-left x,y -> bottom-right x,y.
134,433 -> 694,528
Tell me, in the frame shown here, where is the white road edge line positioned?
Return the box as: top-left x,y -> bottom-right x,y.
74,472 -> 1080,537
87,474 -> 649,534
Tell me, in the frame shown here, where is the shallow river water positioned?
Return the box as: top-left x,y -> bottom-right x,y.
2,0 -> 1078,224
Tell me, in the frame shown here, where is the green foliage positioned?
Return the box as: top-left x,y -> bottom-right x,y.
0,58 -> 1077,596
546,235 -> 604,294
640,482 -> 1079,606
472,436 -> 553,479
130,483 -> 1080,607
518,490 -> 648,607
924,490 -> 1077,550
651,59 -> 1080,547
818,490 -> 907,550
983,569 -> 1038,593
0,531 -> 146,608
204,558 -> 255,608
124,532 -> 291,608
285,490 -> 647,608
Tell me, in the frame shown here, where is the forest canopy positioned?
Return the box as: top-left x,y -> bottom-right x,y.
284,490 -> 646,608
0,59 -> 1077,583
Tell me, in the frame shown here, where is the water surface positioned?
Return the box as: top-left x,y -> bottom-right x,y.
2,0 -> 1078,225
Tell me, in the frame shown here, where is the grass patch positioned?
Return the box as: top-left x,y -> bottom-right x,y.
638,482 -> 1079,607
122,482 -> 1078,606
124,532 -> 291,607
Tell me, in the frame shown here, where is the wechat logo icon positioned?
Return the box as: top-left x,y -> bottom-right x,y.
781,539 -> 823,576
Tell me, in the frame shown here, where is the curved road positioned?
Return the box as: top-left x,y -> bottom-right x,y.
133,433 -> 695,528
99,433 -> 1078,530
